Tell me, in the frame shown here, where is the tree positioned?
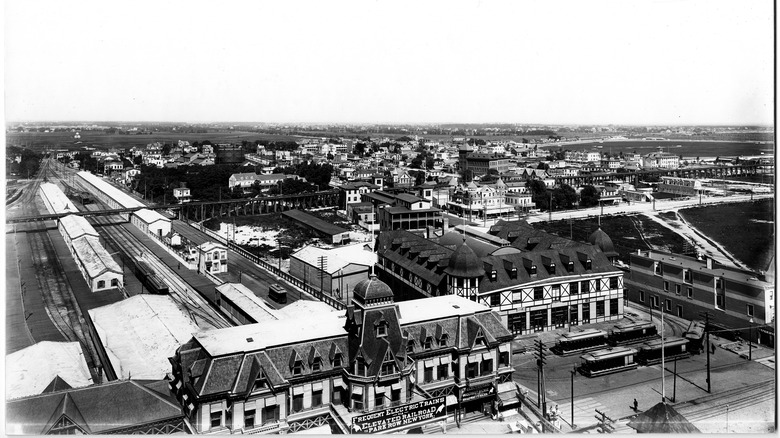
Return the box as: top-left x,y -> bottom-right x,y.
579,185 -> 600,207
354,142 -> 367,156
410,156 -> 423,169
425,157 -> 434,170
526,179 -> 549,210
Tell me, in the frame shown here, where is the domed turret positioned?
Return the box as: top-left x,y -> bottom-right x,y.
445,243 -> 485,278
589,228 -> 619,260
352,274 -> 394,307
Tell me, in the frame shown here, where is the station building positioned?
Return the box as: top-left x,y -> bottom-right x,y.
198,242 -> 229,275
58,214 -> 123,292
374,220 -> 625,334
625,250 -> 775,346
131,208 -> 172,237
168,277 -> 518,434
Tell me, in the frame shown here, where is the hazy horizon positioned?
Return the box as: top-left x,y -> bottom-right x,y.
5,0 -> 774,126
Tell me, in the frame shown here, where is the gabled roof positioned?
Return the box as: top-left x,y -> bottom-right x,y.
627,402 -> 700,433
6,380 -> 184,435
42,376 -> 73,393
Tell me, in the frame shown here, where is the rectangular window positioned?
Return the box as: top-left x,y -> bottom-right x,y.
596,301 -> 605,317
716,295 -> 724,310
675,284 -> 681,295
569,282 -> 578,295
292,394 -> 304,413
352,393 -> 364,411
665,299 -> 672,311
424,337 -> 432,350
244,409 -> 256,429
424,367 -> 433,382
639,290 -> 645,302
595,280 -> 602,291
664,281 -> 669,292
481,359 -> 493,376
437,364 -> 449,380
490,294 -> 500,307
391,389 -> 401,403
499,351 -> 510,367
210,411 -> 222,428
533,287 -> 544,300
581,280 -> 590,293
651,296 -> 659,308
687,287 -> 693,299
609,277 -> 618,289
654,262 -> 663,275
312,390 -> 323,407
747,304 -> 754,317
375,393 -> 384,408
552,285 -> 561,301
609,298 -> 619,316
683,269 -> 692,283
466,362 -> 478,379
261,406 -> 279,425
677,305 -> 683,317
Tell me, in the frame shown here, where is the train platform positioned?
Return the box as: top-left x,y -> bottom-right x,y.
9,231 -> 68,349
6,233 -> 37,353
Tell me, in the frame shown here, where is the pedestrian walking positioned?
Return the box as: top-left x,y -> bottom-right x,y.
711,343 -> 716,355
633,398 -> 638,412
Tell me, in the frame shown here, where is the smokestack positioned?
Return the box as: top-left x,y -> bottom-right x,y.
706,257 -> 713,270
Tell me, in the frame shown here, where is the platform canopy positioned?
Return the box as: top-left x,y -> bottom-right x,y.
627,402 -> 700,434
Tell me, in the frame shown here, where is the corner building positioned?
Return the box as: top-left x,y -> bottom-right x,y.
168,276 -> 518,434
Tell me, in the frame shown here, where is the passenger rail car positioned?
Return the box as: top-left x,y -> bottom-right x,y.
552,329 -> 608,356
134,259 -> 170,294
608,322 -> 659,346
683,320 -> 706,354
636,337 -> 690,366
578,346 -> 638,377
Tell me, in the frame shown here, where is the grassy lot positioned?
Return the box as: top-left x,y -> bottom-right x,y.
6,131 -> 301,152
204,213 -> 320,257
532,214 -> 690,263
678,199 -> 774,272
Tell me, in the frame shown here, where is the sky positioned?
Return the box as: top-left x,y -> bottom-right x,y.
4,0 -> 775,125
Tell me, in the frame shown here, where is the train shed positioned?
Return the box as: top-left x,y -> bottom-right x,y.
131,208 -> 171,237
88,295 -> 201,380
282,209 -> 351,244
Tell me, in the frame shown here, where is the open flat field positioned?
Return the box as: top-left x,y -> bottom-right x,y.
678,199 -> 774,272
549,139 -> 774,158
532,214 -> 690,262
6,131 -> 301,151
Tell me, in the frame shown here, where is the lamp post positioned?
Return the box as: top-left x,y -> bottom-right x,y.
748,317 -> 754,361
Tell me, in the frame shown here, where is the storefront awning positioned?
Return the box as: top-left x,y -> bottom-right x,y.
312,382 -> 323,391
498,343 -> 510,353
391,382 -> 402,391
352,386 -> 364,395
482,353 -> 492,362
467,355 -> 479,363
374,385 -> 386,394
333,378 -> 345,389
440,356 -> 451,364
293,386 -> 304,395
265,397 -> 278,407
424,359 -> 435,367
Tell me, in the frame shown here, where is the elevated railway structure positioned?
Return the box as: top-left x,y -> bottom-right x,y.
8,189 -> 341,223
553,164 -> 771,187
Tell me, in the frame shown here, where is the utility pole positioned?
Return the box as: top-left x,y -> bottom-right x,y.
672,358 -> 677,403
570,366 -> 577,429
318,255 -> 328,294
534,340 -> 548,419
700,311 -> 712,393
594,409 -> 615,433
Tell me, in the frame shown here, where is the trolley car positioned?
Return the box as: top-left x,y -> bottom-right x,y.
683,320 -> 706,354
552,329 -> 608,356
608,322 -> 659,346
578,346 -> 639,377
636,337 -> 690,366
268,283 -> 288,304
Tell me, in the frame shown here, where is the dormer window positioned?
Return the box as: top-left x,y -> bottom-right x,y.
439,333 -> 449,347
292,360 -> 303,376
312,357 -> 322,372
333,353 -> 343,367
654,262 -> 663,275
424,336 -> 433,350
406,340 -> 415,353
253,371 -> 267,391
377,323 -> 387,337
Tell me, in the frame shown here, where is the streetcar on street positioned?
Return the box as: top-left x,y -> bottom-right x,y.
683,320 -> 706,354
552,329 -> 608,356
578,346 -> 639,377
608,321 -> 659,346
636,337 -> 691,366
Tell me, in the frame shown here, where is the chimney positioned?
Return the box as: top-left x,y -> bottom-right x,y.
443,216 -> 449,232
706,257 -> 713,270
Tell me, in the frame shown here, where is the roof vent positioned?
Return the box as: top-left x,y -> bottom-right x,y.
246,337 -> 254,342
452,305 -> 460,309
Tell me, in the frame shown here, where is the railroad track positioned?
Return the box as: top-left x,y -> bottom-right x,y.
674,381 -> 775,422
91,213 -> 230,330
